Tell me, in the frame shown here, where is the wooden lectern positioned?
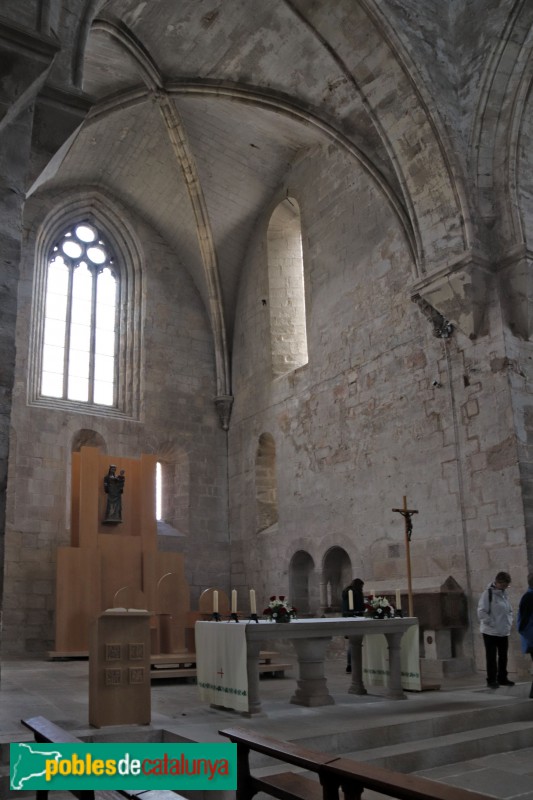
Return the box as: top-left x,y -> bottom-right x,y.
89,610 -> 151,727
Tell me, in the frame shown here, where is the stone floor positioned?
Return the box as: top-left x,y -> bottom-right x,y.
1,653 -> 532,799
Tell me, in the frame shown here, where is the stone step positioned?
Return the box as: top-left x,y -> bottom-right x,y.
247,693 -> 533,773
338,720 -> 533,774
249,719 -> 533,800
288,693 -> 533,758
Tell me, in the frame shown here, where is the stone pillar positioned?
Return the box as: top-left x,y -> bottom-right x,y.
290,637 -> 334,707
0,18 -> 90,664
0,21 -> 58,638
348,636 -> 367,695
245,639 -> 263,716
385,632 -> 407,699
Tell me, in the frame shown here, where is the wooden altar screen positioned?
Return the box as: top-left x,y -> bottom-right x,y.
54,446 -> 191,655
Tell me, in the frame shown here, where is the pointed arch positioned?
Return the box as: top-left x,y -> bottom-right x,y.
28,189 -> 143,418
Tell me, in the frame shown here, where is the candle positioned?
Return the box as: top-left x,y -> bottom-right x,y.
395,589 -> 401,610
231,589 -> 237,614
250,589 -> 256,614
213,590 -> 218,613
348,589 -> 354,611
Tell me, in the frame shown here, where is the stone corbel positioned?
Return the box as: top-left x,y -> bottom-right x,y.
412,296 -> 453,339
0,19 -> 59,134
214,395 -> 234,431
27,85 -> 93,190
410,252 -> 492,340
496,245 -> 533,341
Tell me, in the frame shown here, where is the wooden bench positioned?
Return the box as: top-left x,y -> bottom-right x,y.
219,726 -> 339,800
149,650 -> 292,680
20,716 -> 185,800
219,726 -> 494,800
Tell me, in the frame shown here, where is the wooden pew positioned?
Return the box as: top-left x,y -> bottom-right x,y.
20,716 -> 186,800
219,726 -> 339,800
219,726 -> 494,800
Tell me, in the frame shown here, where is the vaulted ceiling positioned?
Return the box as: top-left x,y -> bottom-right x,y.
29,0 -> 531,396
37,2 -> 423,355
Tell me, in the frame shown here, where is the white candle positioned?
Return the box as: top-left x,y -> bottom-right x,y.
395,589 -> 401,610
348,589 -> 354,611
250,589 -> 257,614
213,590 -> 218,613
231,589 -> 237,614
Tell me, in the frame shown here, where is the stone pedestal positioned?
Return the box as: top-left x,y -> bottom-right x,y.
423,628 -> 452,660
290,637 -> 335,707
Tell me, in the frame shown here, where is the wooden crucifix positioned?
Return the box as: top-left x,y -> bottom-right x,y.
392,495 -> 418,617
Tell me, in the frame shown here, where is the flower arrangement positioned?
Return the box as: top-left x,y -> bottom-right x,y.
263,595 -> 297,622
365,595 -> 394,619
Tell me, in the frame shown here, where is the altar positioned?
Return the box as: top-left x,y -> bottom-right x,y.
196,616 -> 418,716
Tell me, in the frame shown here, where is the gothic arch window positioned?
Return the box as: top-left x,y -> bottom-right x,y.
267,198 -> 308,376
41,222 -> 117,405
29,198 -> 142,418
255,432 -> 278,532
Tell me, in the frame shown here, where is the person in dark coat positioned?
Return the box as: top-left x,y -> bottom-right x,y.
341,578 -> 365,673
517,572 -> 533,699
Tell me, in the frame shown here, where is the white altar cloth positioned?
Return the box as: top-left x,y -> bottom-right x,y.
196,621 -> 249,711
196,616 -> 417,715
362,624 -> 421,691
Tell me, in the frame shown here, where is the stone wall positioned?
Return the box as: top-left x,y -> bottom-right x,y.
2,0 -> 533,681
229,141 -> 530,675
1,190 -> 229,655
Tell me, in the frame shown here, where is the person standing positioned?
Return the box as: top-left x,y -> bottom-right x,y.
517,572 -> 533,699
341,578 -> 365,673
477,571 -> 514,689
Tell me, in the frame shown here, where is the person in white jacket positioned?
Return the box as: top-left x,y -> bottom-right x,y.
477,571 -> 514,689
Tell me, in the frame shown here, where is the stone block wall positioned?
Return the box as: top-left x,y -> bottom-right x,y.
229,141 -> 530,676
2,193 -> 229,655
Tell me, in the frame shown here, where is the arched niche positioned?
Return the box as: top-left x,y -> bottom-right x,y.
322,546 -> 352,612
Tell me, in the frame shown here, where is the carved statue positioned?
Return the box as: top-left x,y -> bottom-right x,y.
103,465 -> 125,524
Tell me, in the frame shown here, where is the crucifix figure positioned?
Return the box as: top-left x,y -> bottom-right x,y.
392,495 -> 418,617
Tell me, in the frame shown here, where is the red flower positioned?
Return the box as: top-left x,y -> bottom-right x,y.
279,595 -> 285,601
270,595 -> 276,601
